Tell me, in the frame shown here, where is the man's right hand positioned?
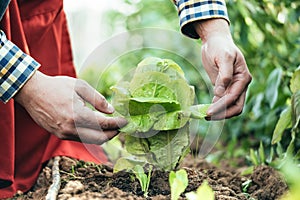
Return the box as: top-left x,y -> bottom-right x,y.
14,71 -> 127,144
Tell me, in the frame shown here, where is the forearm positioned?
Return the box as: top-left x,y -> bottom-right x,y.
193,18 -> 232,42
0,30 -> 40,103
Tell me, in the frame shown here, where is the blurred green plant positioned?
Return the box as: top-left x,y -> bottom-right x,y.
248,66 -> 300,169
278,157 -> 300,200
271,67 -> 300,161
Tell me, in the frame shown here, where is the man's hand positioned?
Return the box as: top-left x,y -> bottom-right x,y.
194,19 -> 252,120
14,71 -> 127,144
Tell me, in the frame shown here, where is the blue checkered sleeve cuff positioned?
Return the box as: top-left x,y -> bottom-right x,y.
0,31 -> 40,103
174,0 -> 229,39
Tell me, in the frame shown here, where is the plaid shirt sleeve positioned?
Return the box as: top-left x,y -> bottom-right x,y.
173,0 -> 230,39
0,30 -> 40,103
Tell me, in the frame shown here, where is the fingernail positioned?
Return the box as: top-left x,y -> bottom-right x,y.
206,110 -> 214,117
107,104 -> 115,113
207,108 -> 214,116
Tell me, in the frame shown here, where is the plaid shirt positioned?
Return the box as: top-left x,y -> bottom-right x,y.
173,0 -> 229,39
0,31 -> 40,103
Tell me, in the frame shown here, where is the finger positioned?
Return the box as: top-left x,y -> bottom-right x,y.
73,102 -> 127,130
201,49 -> 218,84
207,96 -> 220,116
212,96 -> 220,103
207,70 -> 250,116
207,85 -> 242,116
75,127 -> 119,144
226,90 -> 246,118
75,79 -> 114,114
213,53 -> 234,98
95,112 -> 128,130
206,90 -> 246,120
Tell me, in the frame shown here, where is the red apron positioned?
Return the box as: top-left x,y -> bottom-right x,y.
0,0 -> 107,198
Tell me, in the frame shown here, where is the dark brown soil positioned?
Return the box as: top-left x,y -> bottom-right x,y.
11,155 -> 288,200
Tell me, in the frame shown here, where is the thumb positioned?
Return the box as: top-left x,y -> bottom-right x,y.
214,57 -> 234,98
75,79 -> 114,114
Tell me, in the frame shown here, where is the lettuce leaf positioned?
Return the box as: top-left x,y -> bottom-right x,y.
169,169 -> 189,200
124,125 -> 190,170
148,124 -> 190,170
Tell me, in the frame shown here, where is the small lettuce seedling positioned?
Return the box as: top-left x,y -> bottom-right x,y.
169,169 -> 188,200
132,165 -> 152,198
185,180 -> 214,200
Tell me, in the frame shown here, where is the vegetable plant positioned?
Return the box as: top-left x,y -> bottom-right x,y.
132,165 -> 152,198
169,169 -> 188,200
112,57 -> 209,170
113,158 -> 153,197
185,180 -> 214,200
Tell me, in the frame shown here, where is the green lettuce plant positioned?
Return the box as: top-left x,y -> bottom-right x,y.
132,165 -> 152,198
112,57 -> 209,171
185,180 -> 214,200
169,169 -> 188,200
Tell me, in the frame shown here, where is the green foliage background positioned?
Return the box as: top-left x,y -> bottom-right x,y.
79,0 -> 300,163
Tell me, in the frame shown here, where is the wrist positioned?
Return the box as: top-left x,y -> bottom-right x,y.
14,70 -> 44,105
193,18 -> 232,42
